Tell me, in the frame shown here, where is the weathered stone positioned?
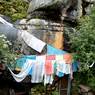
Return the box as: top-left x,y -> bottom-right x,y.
23,0 -> 32,3
79,84 -> 94,95
14,19 -> 27,30
14,19 -> 64,54
27,0 -> 94,22
27,0 -> 64,13
83,0 -> 95,3
27,0 -> 78,22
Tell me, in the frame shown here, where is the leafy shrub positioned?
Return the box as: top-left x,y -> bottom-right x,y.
68,7 -> 95,71
0,34 -> 18,64
68,6 -> 95,90
0,0 -> 28,21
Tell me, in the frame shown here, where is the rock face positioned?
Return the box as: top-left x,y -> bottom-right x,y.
27,0 -> 95,22
27,0 -> 65,13
0,0 -> 94,54
14,18 -> 64,54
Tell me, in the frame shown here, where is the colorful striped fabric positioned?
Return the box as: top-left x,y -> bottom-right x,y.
8,54 -> 78,85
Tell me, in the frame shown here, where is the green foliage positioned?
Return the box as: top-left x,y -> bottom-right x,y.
0,34 -> 18,64
0,0 -> 28,21
68,7 -> 95,71
68,6 -> 95,90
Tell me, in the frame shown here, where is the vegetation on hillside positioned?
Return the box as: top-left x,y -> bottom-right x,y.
0,34 -> 16,64
68,6 -> 95,90
68,7 -> 95,70
0,0 -> 28,21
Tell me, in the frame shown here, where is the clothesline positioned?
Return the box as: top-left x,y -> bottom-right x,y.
7,53 -> 79,85
8,30 -> 78,85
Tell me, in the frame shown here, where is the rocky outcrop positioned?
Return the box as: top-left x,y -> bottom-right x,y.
14,18 -> 64,54
27,0 -> 95,22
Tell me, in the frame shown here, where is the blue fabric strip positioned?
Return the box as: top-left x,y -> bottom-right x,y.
56,72 -> 64,77
22,55 -> 36,60
47,45 -> 66,55
28,68 -> 32,76
15,55 -> 36,70
72,61 -> 79,72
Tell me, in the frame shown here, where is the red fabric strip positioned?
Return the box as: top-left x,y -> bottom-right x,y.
46,55 -> 55,60
45,60 -> 53,75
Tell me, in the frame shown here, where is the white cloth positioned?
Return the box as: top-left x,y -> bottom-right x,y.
8,54 -> 71,84
21,30 -> 46,52
31,55 -> 45,83
8,59 -> 33,82
56,60 -> 71,74
56,55 -> 63,60
44,75 -> 53,85
0,17 -> 13,27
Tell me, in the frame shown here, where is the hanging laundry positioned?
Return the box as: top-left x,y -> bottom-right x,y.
15,55 -> 36,72
21,30 -> 46,52
64,64 -> 71,74
56,55 -> 63,60
45,55 -> 55,75
72,61 -> 79,72
8,59 -> 33,82
56,60 -> 66,73
63,53 -> 73,64
31,55 -> 45,83
46,55 -> 55,60
7,54 -> 77,84
56,71 -> 64,77
56,60 -> 71,77
44,74 -> 53,85
45,60 -> 54,75
53,61 -> 57,74
56,60 -> 71,74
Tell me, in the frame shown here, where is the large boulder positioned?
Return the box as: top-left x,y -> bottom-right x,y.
27,0 -> 94,22
27,0 -> 83,22
83,0 -> 95,3
27,0 -> 65,13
